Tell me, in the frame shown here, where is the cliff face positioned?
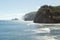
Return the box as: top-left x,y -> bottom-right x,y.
34,5 -> 60,23
23,12 -> 36,21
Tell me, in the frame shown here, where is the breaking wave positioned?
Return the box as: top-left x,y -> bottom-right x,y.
33,36 -> 57,40
32,28 -> 51,33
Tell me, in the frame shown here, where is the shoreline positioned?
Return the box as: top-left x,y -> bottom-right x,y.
33,23 -> 60,25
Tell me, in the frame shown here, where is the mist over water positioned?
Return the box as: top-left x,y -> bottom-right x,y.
0,20 -> 60,40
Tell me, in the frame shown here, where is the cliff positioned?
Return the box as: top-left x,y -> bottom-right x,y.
34,5 -> 60,23
23,12 -> 36,21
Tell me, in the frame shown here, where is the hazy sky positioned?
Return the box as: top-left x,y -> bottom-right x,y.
0,0 -> 60,20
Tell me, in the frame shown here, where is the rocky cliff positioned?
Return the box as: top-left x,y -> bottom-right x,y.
34,5 -> 60,23
23,12 -> 36,21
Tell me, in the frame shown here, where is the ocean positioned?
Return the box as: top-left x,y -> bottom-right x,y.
0,20 -> 60,40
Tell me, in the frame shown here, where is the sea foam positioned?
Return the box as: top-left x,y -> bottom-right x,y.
32,28 -> 51,33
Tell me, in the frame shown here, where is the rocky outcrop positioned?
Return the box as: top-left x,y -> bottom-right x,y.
12,18 -> 19,20
23,12 -> 36,21
34,5 -> 60,23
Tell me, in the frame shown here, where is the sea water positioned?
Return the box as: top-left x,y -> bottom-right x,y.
0,20 -> 60,40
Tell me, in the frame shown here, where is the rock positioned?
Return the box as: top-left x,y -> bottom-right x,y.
12,18 -> 19,20
34,5 -> 60,23
23,12 -> 36,21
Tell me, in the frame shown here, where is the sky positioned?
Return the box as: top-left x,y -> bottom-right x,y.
0,0 -> 60,20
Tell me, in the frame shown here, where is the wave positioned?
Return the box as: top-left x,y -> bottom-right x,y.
34,36 -> 57,40
27,23 -> 44,26
32,28 -> 51,33
27,22 -> 60,27
26,21 -> 60,34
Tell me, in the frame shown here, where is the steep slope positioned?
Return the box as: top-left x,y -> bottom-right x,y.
34,5 -> 60,23
23,12 -> 36,21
